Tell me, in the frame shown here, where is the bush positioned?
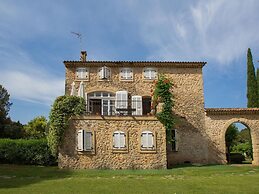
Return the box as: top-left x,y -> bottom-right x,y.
0,138 -> 57,166
228,153 -> 245,164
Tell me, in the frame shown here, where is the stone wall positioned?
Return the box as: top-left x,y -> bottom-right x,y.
59,116 -> 167,169
205,109 -> 259,165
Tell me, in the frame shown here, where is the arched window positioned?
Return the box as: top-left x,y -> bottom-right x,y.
113,131 -> 126,149
141,131 -> 154,149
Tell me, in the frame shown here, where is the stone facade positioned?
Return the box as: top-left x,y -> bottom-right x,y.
59,52 -> 259,169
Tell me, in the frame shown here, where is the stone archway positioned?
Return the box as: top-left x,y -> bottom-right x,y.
205,108 -> 259,165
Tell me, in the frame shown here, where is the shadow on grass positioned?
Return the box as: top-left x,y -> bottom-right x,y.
0,164 -> 72,189
169,163 -> 223,169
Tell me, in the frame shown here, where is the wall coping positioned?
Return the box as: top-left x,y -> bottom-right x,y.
205,108 -> 259,115
71,115 -> 159,121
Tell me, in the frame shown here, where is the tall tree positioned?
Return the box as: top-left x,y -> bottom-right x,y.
257,68 -> 259,104
0,85 -> 12,137
247,48 -> 258,107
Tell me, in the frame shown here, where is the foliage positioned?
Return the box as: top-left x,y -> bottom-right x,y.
0,138 -> 56,166
47,95 -> 86,157
225,124 -> 238,163
247,48 -> 258,107
24,116 -> 48,139
3,119 -> 25,139
232,142 -> 253,158
152,75 -> 174,142
0,84 -> 13,137
1,165 -> 259,193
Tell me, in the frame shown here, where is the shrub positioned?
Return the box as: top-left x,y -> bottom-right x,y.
0,138 -> 56,166
48,95 -> 86,157
228,153 -> 245,164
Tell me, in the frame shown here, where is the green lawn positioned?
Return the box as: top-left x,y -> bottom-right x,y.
0,164 -> 259,194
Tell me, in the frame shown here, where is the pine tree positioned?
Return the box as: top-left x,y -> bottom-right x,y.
247,48 -> 258,107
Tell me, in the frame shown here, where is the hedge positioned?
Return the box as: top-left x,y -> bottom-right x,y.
0,138 -> 57,166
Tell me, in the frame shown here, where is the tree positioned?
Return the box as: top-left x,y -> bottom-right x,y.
24,116 -> 48,139
257,68 -> 259,103
247,48 -> 258,107
225,124 -> 238,163
0,85 -> 13,137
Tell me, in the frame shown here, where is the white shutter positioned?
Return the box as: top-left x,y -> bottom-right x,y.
85,92 -> 88,111
77,130 -> 84,151
115,91 -> 128,114
84,131 -> 92,151
132,96 -> 142,115
120,132 -> 126,148
141,133 -> 148,148
147,133 -> 154,148
76,68 -> 81,79
113,132 -> 120,148
143,69 -> 149,79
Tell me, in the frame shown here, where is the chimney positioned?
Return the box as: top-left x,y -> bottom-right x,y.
80,51 -> 87,62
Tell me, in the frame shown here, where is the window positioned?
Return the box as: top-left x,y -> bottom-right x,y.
77,130 -> 93,151
113,131 -> 126,149
98,66 -> 111,80
143,68 -> 157,80
120,68 -> 133,80
141,131 -> 154,149
142,96 -> 151,115
76,67 -> 89,80
171,129 -> 179,151
131,95 -> 142,115
88,92 -> 115,116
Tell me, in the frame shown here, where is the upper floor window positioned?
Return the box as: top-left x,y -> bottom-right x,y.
120,68 -> 133,81
143,68 -> 157,80
141,130 -> 155,150
98,66 -> 111,80
113,131 -> 126,149
76,67 -> 89,80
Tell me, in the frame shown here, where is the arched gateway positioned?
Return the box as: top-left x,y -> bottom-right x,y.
205,108 -> 259,165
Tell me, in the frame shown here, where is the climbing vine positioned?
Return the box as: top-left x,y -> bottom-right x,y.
151,75 -> 175,142
47,95 -> 86,157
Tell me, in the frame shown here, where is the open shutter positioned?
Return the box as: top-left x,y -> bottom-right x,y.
84,131 -> 92,151
115,91 -> 128,114
77,130 -> 84,151
132,96 -> 142,115
85,92 -> 88,111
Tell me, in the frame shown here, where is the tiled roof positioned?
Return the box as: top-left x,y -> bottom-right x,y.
205,108 -> 259,115
64,60 -> 207,68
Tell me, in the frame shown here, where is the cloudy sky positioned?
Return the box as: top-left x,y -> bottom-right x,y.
0,0 -> 259,124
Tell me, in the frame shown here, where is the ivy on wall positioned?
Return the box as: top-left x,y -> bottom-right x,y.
152,75 -> 175,142
47,95 -> 86,157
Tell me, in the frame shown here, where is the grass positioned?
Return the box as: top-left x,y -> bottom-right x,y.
1,164 -> 259,194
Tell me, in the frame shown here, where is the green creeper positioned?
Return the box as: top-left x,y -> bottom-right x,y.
247,48 -> 258,107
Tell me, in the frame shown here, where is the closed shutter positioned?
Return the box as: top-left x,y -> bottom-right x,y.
77,130 -> 84,151
82,68 -> 87,79
143,69 -> 149,79
120,132 -> 126,148
147,132 -> 154,148
132,96 -> 142,115
84,131 -> 92,151
113,132 -> 120,148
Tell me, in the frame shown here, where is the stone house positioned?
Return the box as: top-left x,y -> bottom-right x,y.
59,51 -> 259,169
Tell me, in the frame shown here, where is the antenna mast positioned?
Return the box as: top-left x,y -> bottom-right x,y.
71,31 -> 82,51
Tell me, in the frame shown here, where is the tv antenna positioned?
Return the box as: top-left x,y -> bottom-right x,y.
71,31 -> 82,50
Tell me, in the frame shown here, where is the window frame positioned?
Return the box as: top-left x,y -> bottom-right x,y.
140,130 -> 156,153
98,66 -> 111,81
112,130 -> 128,153
75,67 -> 89,81
143,68 -> 158,81
77,129 -> 95,154
119,67 -> 133,81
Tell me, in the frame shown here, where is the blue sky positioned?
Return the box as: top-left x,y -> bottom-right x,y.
0,0 -> 259,124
